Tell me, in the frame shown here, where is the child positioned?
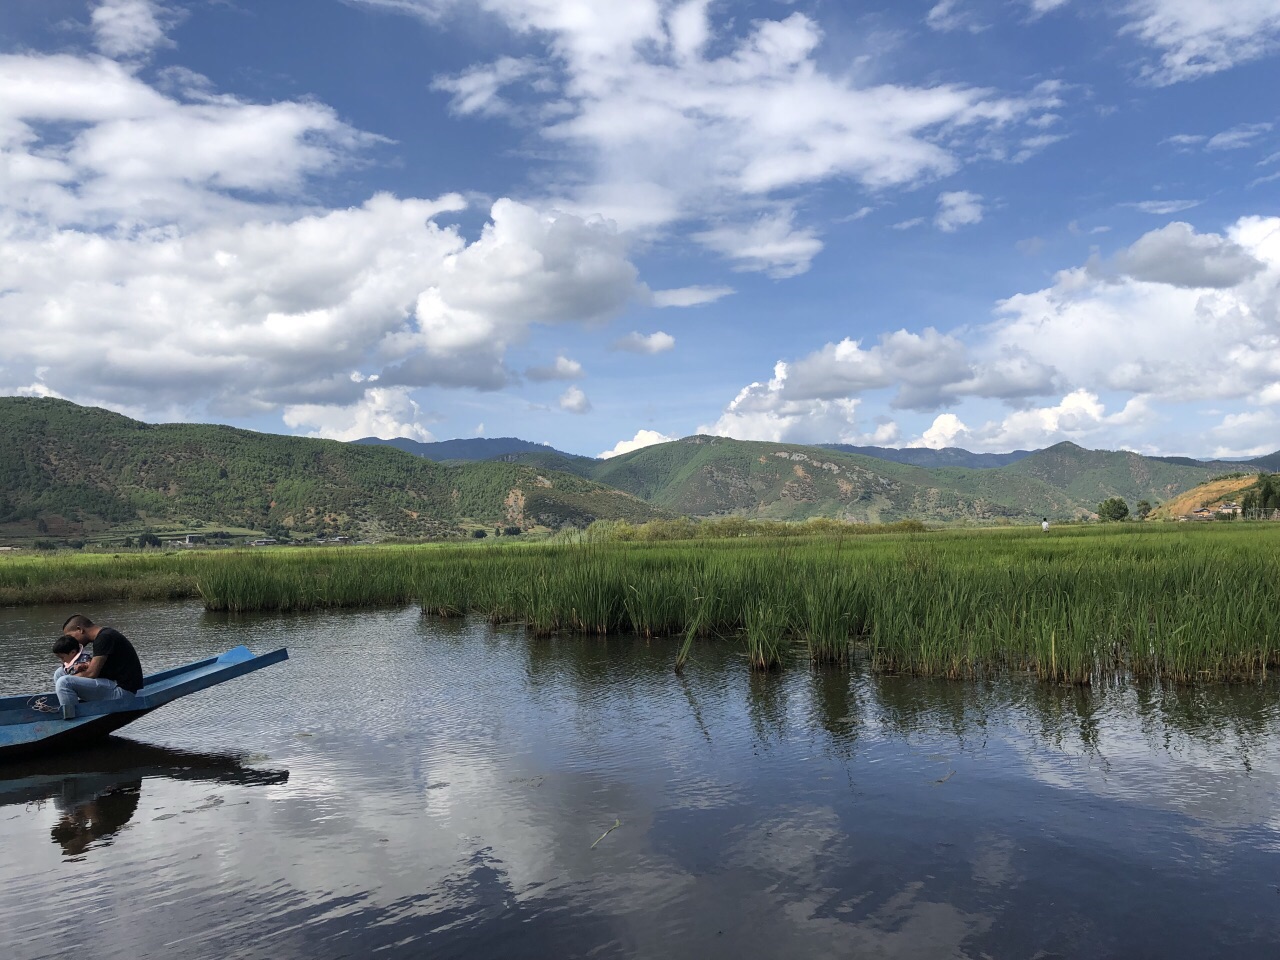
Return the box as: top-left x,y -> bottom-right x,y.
52,635 -> 93,681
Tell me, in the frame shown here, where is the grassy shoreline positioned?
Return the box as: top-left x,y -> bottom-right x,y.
4,524 -> 1278,682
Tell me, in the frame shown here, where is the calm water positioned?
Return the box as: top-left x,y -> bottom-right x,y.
2,602 -> 1280,959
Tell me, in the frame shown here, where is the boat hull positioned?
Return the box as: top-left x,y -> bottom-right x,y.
0,646 -> 287,763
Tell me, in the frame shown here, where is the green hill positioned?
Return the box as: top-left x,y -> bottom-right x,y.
499,435 -> 1246,523
1002,441 -> 1224,507
572,435 -> 1068,523
0,398 -> 662,541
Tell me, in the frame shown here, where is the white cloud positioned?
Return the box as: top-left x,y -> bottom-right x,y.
1128,199 -> 1202,214
926,0 -> 982,33
283,386 -> 437,442
916,412 -> 969,449
651,285 -> 733,308
892,217 -> 925,230
1096,221 -> 1264,288
390,1 -> 1066,274
991,216 -> 1280,405
783,330 -> 1056,410
526,355 -> 584,381
697,362 -> 863,443
935,190 -> 984,232
694,209 -> 824,278
1123,0 -> 1280,84
1208,410 -> 1280,457
0,51 -> 646,422
1024,0 -> 1071,15
910,391 -> 1155,452
1,189 -> 638,411
14,381 -> 65,400
558,385 -> 591,413
431,56 -> 545,118
1013,133 -> 1067,162
598,428 -> 675,458
1206,122 -> 1273,151
1163,123 -> 1274,153
390,198 -> 640,365
704,215 -> 1280,452
0,53 -> 380,229
613,331 -> 676,354
91,0 -> 175,60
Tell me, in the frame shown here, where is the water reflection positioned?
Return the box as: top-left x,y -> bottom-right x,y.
47,781 -> 140,857
3,605 -> 1280,959
2,738 -> 289,858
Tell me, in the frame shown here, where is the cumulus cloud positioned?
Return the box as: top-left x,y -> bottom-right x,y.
383,1 -> 1067,275
1096,221 -> 1264,288
526,355 -> 584,381
910,390 -> 1155,451
783,330 -> 1055,410
613,331 -> 675,354
558,385 -> 591,413
651,285 -> 733,308
935,191 -> 984,232
283,386 -> 437,442
697,362 -> 864,443
991,216 -> 1280,404
598,428 -> 675,458
1208,410 -> 1280,457
0,53 -> 380,229
916,412 -> 969,449
703,215 -> 1280,451
1123,0 -> 1280,84
91,0 -> 176,60
0,49 -> 645,422
1,191 -> 640,412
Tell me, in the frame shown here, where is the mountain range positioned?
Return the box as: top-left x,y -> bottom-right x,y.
1,398 -> 1275,542
479,435 -> 1272,523
0,399 -> 661,541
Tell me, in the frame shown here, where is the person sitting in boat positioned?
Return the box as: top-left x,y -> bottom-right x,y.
54,615 -> 144,721
51,636 -> 93,681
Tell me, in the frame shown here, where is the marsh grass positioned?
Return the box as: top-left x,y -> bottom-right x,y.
4,523 -> 1279,682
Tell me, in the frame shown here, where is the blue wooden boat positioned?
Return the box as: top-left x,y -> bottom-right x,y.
0,645 -> 288,763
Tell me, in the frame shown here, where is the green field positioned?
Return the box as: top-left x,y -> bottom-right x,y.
5,522 -> 1278,683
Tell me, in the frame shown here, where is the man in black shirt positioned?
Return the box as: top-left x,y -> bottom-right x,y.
54,614 -> 145,720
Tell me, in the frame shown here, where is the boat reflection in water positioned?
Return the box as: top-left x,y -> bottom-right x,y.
0,737 -> 289,858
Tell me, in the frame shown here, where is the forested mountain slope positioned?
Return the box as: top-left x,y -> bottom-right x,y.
0,399 -> 662,539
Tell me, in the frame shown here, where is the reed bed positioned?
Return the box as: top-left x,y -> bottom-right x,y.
4,524 -> 1278,683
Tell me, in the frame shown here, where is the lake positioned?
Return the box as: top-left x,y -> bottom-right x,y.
2,601 -> 1279,959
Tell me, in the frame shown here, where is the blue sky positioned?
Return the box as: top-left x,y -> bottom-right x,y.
1,0 -> 1278,458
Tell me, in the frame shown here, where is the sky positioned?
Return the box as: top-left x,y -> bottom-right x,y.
1,0 -> 1278,459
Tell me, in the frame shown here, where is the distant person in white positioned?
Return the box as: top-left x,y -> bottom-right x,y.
1041,518 -> 1050,533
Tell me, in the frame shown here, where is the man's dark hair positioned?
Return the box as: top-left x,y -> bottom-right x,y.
52,636 -> 81,656
62,614 -> 93,632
